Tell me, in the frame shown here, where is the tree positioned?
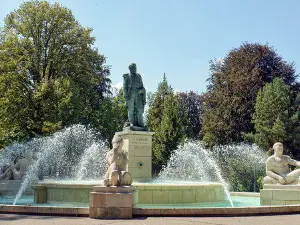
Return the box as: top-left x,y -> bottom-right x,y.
90,89 -> 127,146
147,74 -> 187,174
146,73 -> 173,131
152,94 -> 188,172
177,91 -> 202,139
0,1 -> 111,147
252,78 -> 300,157
201,43 -> 299,146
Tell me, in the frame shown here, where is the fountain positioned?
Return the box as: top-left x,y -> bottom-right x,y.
1,63 -> 299,218
1,125 -> 300,217
0,125 -> 108,205
0,126 -> 262,205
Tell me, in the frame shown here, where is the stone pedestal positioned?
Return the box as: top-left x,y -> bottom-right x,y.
260,184 -> 300,205
116,130 -> 155,182
32,185 -> 47,204
89,186 -> 137,219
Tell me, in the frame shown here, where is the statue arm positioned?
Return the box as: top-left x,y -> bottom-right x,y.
137,74 -> 146,105
106,151 -> 116,165
123,74 -> 129,100
287,156 -> 300,167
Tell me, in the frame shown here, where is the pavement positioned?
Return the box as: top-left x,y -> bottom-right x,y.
1,214 -> 300,225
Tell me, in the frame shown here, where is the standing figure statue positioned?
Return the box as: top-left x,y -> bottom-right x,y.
103,134 -> 132,186
123,63 -> 147,131
263,142 -> 300,185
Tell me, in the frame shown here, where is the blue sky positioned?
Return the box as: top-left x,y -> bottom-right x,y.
1,0 -> 299,93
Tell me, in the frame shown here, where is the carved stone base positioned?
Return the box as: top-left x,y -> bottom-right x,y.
89,186 -> 137,219
116,130 -> 155,182
261,184 -> 300,205
32,185 -> 47,204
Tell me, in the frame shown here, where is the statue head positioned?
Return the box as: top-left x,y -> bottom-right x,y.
273,142 -> 283,155
112,134 -> 124,153
128,63 -> 137,74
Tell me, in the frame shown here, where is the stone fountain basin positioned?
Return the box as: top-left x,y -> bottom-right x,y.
32,180 -> 225,204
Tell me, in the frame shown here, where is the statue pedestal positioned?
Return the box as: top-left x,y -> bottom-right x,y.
116,130 -> 155,182
32,185 -> 47,204
260,184 -> 300,205
89,186 -> 137,219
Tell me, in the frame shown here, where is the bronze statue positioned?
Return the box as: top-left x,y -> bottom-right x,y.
123,63 -> 146,131
103,134 -> 132,186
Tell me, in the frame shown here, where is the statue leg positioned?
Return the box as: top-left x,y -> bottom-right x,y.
111,170 -> 119,186
127,99 -> 135,125
119,171 -> 132,186
285,169 -> 300,184
262,176 -> 278,185
0,169 -> 13,180
137,107 -> 144,127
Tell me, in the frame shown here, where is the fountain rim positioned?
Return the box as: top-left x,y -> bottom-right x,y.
1,192 -> 300,217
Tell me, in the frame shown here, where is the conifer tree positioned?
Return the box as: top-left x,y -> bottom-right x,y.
252,78 -> 300,157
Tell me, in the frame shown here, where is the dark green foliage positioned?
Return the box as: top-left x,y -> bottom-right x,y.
201,43 -> 298,146
227,161 -> 265,192
152,94 -> 188,169
251,78 -> 300,157
177,91 -> 202,139
146,73 -> 173,131
146,75 -> 188,174
0,1 -> 111,147
90,89 -> 127,147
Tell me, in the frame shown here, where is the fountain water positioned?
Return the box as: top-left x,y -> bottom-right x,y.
158,141 -> 235,206
0,125 -> 267,208
7,125 -> 108,205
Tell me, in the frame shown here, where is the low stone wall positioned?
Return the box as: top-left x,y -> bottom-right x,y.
33,181 -> 226,205
0,180 -> 36,195
33,182 -> 96,204
135,183 -> 225,204
261,184 -> 300,205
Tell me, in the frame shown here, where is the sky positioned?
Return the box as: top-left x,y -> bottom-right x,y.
0,0 -> 299,94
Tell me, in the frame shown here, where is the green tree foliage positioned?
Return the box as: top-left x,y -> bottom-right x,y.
0,1 -> 111,147
152,94 -> 188,172
252,78 -> 300,157
201,43 -> 299,146
146,75 -> 188,174
146,73 -> 173,131
177,91 -> 202,139
91,89 -> 127,146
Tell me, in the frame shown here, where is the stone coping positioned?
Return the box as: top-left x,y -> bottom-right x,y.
2,204 -> 300,217
116,130 -> 155,136
34,181 -> 224,190
230,192 -> 260,197
132,205 -> 300,216
263,184 -> 300,190
93,185 -> 136,193
36,180 -> 102,189
0,205 -> 89,216
133,182 -> 223,191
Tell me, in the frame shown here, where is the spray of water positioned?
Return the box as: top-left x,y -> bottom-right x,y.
158,141 -> 233,206
11,125 -> 108,205
158,141 -> 267,207
211,143 -> 267,192
75,142 -> 107,180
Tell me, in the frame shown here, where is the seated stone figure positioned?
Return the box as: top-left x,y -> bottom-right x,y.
0,166 -> 13,180
0,150 -> 33,180
103,134 -> 132,186
263,142 -> 300,185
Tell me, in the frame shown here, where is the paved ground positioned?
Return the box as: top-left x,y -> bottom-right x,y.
1,214 -> 300,225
